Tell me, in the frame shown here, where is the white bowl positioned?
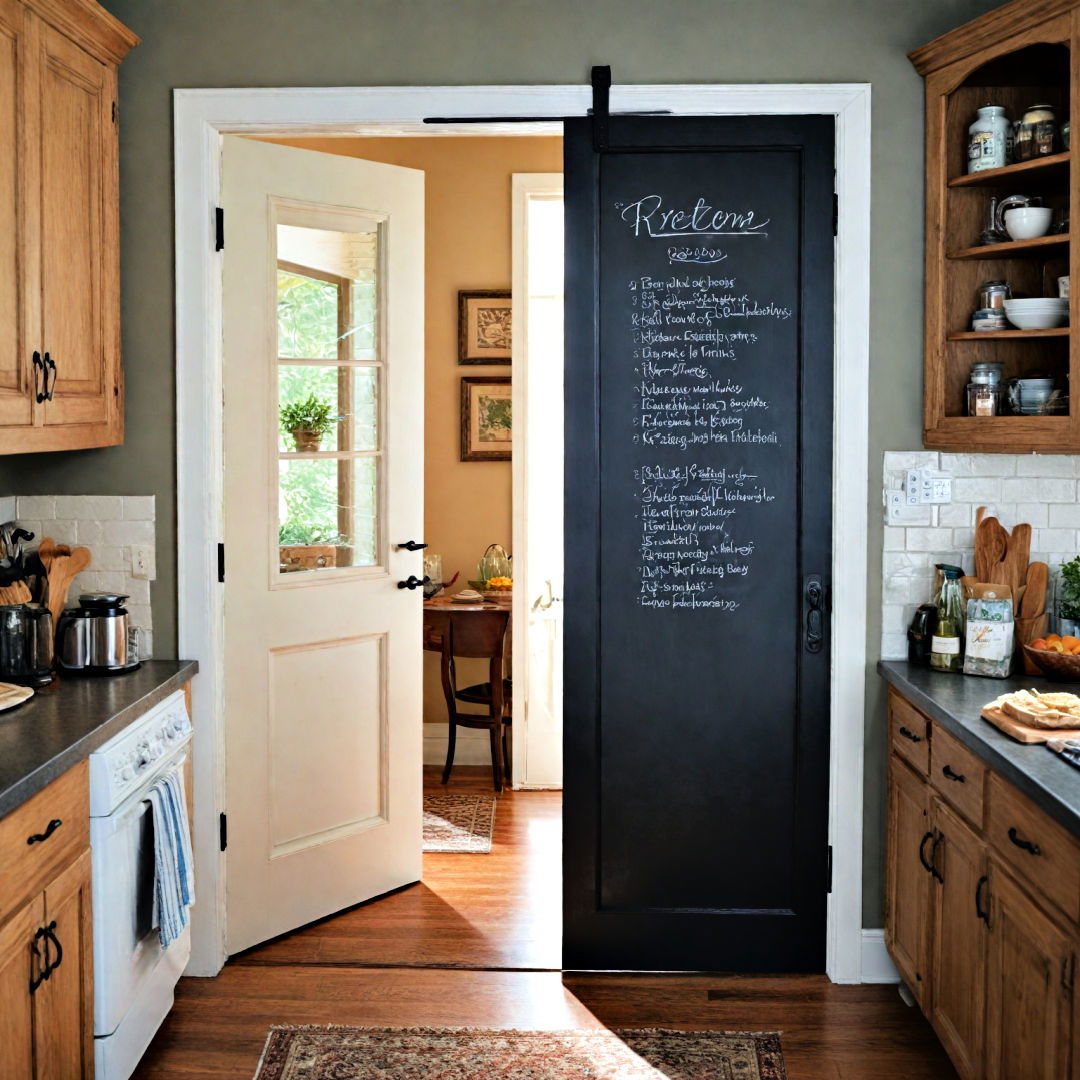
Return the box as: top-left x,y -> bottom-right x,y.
1004,206 -> 1055,241
1005,297 -> 1068,307
1005,310 -> 1068,330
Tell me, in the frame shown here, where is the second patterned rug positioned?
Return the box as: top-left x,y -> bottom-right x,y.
422,792 -> 498,853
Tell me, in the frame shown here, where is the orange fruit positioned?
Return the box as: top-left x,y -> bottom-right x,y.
1048,634 -> 1062,644
1062,636 -> 1079,649
1031,639 -> 1049,650
1069,644 -> 1080,655
1049,641 -> 1066,653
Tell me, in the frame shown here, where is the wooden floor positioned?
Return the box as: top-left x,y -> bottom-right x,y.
132,766 -> 958,1079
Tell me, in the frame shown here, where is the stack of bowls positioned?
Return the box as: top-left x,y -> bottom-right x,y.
1003,297 -> 1069,330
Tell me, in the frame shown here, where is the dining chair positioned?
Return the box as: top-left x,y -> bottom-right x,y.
423,607 -> 512,791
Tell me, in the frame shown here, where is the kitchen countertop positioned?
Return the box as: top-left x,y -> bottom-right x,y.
879,660 -> 1080,839
0,660 -> 198,817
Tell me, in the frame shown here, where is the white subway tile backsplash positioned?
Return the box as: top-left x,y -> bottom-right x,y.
940,453 -> 1017,477
881,633 -> 909,662
102,520 -> 154,547
883,526 -> 907,551
18,496 -> 55,520
883,451 -> 940,471
1035,528 -> 1077,553
1014,503 -> 1050,529
1037,478 -> 1076,502
123,496 -> 155,521
55,495 -> 123,521
0,496 -> 16,522
905,527 -> 952,553
1049,503 -> 1080,528
1016,455 -> 1078,477
882,603 -> 911,636
954,477 -> 1003,503
1002,477 -> 1036,502
938,502 -> 973,528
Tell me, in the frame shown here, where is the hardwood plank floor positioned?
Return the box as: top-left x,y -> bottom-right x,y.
132,766 -> 958,1079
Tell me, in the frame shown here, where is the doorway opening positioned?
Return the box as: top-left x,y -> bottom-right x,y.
224,130 -> 567,971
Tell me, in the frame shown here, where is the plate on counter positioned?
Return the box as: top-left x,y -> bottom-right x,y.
0,683 -> 34,711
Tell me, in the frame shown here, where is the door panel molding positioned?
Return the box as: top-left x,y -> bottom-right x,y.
174,82 -> 870,980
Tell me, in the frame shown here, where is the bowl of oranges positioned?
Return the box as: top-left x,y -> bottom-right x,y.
481,576 -> 513,605
1025,634 -> 1080,679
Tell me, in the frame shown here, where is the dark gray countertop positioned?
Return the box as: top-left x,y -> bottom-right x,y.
879,660 -> 1080,839
0,660 -> 198,817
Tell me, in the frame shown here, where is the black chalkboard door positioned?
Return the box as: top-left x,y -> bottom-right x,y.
563,115 -> 834,973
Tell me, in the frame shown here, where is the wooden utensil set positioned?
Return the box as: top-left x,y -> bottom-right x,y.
0,533 -> 91,620
973,507 -> 1047,674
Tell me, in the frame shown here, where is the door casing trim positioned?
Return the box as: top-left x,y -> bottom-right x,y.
173,82 -> 871,980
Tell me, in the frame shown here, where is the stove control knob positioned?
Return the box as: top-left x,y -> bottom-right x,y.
121,766 -> 134,781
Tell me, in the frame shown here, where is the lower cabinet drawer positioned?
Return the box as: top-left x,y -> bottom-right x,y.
0,761 -> 89,925
889,689 -> 931,775
929,724 -> 986,830
986,773 -> 1080,924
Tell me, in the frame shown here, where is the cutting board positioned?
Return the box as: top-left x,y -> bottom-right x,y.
982,703 -> 1080,744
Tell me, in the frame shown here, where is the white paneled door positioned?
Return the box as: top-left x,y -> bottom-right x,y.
221,137 -> 424,954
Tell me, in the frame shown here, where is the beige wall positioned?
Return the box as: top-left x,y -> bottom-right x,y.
270,136 -> 562,723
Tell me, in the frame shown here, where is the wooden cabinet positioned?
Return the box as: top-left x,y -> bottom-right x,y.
911,0 -> 1080,452
0,0 -> 136,454
0,762 -> 94,1079
885,687 -> 1080,1079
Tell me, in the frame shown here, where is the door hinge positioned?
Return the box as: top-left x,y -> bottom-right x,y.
217,542 -> 225,583
827,844 -> 833,893
111,100 -> 117,123
219,812 -> 228,851
832,192 -> 839,237
215,207 -> 225,252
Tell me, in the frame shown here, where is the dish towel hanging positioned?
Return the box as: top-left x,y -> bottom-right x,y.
147,769 -> 195,947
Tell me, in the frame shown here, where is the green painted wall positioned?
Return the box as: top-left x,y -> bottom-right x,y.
0,0 -> 1008,926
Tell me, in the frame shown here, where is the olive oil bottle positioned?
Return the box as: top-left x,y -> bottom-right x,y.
930,563 -> 965,673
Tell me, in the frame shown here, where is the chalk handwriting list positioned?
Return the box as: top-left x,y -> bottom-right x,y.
619,195 -> 770,239
625,261 -> 790,611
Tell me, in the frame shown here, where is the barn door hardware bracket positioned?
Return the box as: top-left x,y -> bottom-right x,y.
219,812 -> 228,851
590,65 -> 611,152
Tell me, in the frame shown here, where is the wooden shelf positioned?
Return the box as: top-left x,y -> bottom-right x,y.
947,327 -> 1070,340
948,151 -> 1070,188
947,234 -> 1070,259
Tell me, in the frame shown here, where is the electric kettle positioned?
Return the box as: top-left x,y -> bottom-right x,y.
56,593 -> 139,675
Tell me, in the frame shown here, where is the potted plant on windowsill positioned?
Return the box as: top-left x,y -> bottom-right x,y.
1056,555 -> 1080,637
280,394 -> 335,452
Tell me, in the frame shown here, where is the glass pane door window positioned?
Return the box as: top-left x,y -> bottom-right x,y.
276,218 -> 382,576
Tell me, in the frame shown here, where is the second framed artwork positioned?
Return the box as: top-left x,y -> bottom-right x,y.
458,290 -> 512,364
460,376 -> 511,461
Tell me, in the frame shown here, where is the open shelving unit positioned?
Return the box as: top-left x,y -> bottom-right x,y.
912,11 -> 1078,452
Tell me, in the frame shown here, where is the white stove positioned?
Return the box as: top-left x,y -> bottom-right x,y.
89,689 -> 193,1080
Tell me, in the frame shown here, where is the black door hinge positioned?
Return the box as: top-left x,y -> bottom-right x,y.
217,542 -> 225,583
219,812 -> 228,851
832,193 -> 839,237
111,101 -> 117,123
827,844 -> 833,893
215,207 -> 225,252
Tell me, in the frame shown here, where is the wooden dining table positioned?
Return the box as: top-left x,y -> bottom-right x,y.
422,595 -> 513,657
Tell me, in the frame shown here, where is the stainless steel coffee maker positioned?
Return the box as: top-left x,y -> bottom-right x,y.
56,593 -> 139,675
0,604 -> 54,686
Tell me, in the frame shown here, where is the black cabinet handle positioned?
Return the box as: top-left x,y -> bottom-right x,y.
396,540 -> 428,551
397,575 -> 430,591
975,874 -> 990,925
898,726 -> 922,743
42,352 -> 55,401
43,922 -> 62,976
804,574 -> 824,653
1008,826 -> 1042,856
32,350 -> 46,403
942,765 -> 966,783
918,830 -> 936,874
27,819 -> 62,845
929,832 -> 944,883
28,927 -> 47,993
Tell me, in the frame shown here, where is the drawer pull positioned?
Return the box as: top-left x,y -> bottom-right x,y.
899,725 -> 923,743
919,830 -> 936,874
975,874 -> 990,925
930,832 -> 944,883
942,764 -> 966,783
1008,826 -> 1042,856
26,818 -> 62,845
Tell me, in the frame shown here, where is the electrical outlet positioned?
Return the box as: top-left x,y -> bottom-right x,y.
886,490 -> 929,525
131,545 -> 156,580
904,467 -> 953,506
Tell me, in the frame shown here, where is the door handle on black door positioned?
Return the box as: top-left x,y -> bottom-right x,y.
397,575 -> 430,590
804,574 -> 825,653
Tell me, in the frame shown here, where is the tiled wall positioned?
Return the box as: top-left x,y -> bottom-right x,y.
11,494 -> 156,658
881,451 -> 1080,660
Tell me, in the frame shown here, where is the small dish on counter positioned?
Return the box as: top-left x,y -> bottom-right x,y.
0,682 -> 34,711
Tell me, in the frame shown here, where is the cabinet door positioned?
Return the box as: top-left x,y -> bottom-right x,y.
0,0 -> 35,429
885,753 -> 934,1004
986,864 -> 1074,1080
0,895 -> 42,1080
34,849 -> 93,1080
930,797 -> 989,1080
37,18 -> 120,442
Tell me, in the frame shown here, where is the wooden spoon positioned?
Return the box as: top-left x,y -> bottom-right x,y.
0,581 -> 32,605
975,516 -> 1007,582
45,546 -> 91,625
1021,561 -> 1049,620
1001,523 -> 1032,595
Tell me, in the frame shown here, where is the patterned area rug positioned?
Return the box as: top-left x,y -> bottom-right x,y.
253,1025 -> 787,1079
422,793 -> 498,853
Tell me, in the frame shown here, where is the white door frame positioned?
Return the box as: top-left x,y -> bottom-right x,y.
174,82 -> 871,981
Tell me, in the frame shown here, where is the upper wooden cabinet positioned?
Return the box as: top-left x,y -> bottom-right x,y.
911,0 -> 1080,452
0,0 -> 136,454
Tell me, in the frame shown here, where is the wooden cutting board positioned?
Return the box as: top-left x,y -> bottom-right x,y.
982,703 -> 1080,744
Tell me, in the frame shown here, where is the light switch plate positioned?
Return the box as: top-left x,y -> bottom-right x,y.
131,545 -> 156,580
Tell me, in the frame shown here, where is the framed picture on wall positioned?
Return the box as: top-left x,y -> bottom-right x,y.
458,290 -> 512,364
461,376 -> 511,461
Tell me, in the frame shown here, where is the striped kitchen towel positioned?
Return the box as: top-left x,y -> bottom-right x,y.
147,768 -> 196,946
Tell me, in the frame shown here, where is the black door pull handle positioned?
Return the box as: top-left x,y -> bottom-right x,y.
396,540 -> 428,551
929,832 -> 944,883
804,574 -> 825,653
43,921 -> 62,976
942,765 -> 966,783
918,830 -> 936,874
43,352 -> 55,401
898,726 -> 922,743
32,350 -> 45,403
975,875 -> 990,925
27,819 -> 62,845
397,575 -> 430,590
1008,827 -> 1041,856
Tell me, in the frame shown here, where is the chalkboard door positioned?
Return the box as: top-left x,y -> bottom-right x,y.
563,115 -> 834,973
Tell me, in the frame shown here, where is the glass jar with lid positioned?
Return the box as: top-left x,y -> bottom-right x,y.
1015,103 -> 1057,160
966,361 -> 1004,416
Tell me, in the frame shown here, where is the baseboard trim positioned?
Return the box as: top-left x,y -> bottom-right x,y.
423,723 -> 492,766
860,928 -> 900,983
